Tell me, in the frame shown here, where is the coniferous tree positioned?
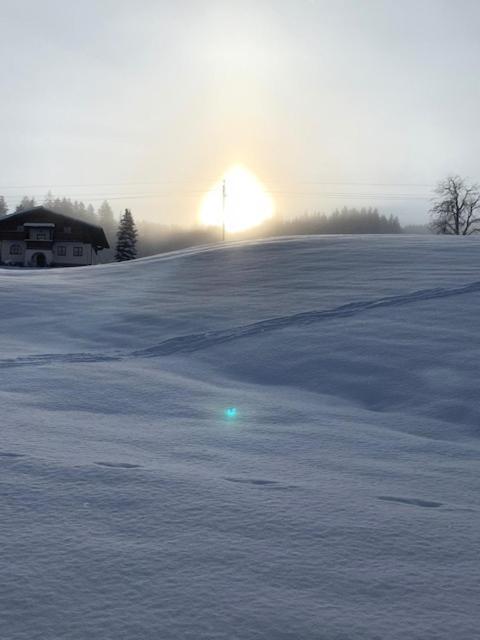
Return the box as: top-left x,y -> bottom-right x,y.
98,200 -> 115,229
43,192 -> 100,225
86,204 -> 96,222
73,201 -> 87,221
0,196 -> 8,218
98,200 -> 117,237
44,190 -> 55,209
97,200 -> 117,263
115,209 -> 137,261
15,196 -> 36,213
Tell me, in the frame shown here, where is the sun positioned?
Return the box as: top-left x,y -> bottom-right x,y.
199,165 -> 275,233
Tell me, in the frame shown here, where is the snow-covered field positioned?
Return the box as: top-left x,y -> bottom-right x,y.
1,235 -> 479,639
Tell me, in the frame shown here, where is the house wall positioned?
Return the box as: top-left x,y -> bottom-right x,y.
51,243 -> 94,266
0,240 -> 94,267
24,248 -> 54,267
1,239 -> 25,265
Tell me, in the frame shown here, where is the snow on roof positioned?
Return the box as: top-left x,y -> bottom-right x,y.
24,223 -> 55,227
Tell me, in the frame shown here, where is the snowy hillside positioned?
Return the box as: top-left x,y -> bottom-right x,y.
1,235 -> 479,639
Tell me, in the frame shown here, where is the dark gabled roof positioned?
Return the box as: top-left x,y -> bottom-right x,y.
0,206 -> 109,249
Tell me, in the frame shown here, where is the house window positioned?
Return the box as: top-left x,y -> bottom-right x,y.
36,232 -> 47,240
57,246 -> 66,256
16,225 -> 24,231
10,244 -> 21,255
64,226 -> 72,233
73,247 -> 83,257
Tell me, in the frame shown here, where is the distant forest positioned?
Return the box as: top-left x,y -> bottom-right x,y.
0,195 -> 430,260
137,208 -> 429,257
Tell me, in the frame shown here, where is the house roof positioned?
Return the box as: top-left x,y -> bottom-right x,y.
0,206 -> 110,249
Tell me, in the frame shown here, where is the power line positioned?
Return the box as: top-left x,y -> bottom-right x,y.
2,192 -> 432,202
0,178 -> 436,208
2,189 -> 431,200
0,180 -> 435,190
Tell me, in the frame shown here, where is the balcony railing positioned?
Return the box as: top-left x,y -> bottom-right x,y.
26,241 -> 53,250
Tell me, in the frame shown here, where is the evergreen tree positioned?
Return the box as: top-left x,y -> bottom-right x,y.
0,196 -> 8,218
97,200 -> 117,263
86,204 -> 96,220
98,200 -> 116,237
115,209 -> 137,261
98,200 -> 115,230
44,190 -> 55,209
73,201 -> 85,219
15,196 -> 36,213
43,192 -> 100,224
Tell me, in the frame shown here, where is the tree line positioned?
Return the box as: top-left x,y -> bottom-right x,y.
1,174 -> 476,264
0,193 -> 116,231
280,207 -> 402,235
134,176 -> 480,256
136,208 -> 403,257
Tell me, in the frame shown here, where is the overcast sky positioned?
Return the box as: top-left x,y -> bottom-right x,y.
1,0 -> 480,225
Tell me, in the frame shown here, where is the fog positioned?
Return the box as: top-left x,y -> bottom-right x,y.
1,0 -> 480,226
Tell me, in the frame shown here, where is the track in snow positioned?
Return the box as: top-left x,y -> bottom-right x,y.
1,279 -> 480,369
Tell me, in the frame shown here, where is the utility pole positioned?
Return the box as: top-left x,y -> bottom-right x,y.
222,179 -> 226,242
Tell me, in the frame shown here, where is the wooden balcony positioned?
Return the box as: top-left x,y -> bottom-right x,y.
26,241 -> 53,250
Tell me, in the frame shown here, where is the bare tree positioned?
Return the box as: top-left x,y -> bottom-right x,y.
430,176 -> 480,235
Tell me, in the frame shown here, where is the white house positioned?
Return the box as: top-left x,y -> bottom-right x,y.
0,206 -> 109,267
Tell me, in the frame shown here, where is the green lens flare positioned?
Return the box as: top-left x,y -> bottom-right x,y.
225,407 -> 237,418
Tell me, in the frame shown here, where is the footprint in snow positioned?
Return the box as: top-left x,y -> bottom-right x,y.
95,461 -> 141,469
378,495 -> 442,508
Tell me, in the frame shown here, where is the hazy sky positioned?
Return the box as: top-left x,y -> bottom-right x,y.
1,0 -> 480,225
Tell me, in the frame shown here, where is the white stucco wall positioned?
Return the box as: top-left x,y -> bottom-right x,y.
52,243 -> 94,266
25,248 -> 54,267
0,240 -> 95,267
1,239 -> 26,264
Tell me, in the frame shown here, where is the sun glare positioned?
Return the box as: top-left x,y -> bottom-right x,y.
199,165 -> 275,233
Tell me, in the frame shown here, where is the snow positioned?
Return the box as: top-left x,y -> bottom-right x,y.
1,235 -> 479,639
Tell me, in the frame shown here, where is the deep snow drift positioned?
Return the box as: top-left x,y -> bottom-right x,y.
1,235 -> 479,639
